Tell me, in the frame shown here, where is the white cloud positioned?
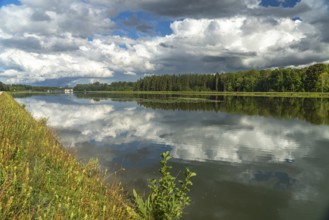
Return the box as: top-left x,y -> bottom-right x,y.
0,49 -> 113,84
139,16 -> 312,72
168,16 -> 305,53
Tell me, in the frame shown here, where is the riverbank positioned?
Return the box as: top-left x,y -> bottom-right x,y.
0,93 -> 136,219
8,90 -> 329,98
76,90 -> 329,98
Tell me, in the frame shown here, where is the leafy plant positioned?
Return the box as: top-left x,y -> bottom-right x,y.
133,151 -> 196,220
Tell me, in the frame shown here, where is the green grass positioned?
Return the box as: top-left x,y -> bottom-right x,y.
80,90 -> 329,98
0,92 -> 136,219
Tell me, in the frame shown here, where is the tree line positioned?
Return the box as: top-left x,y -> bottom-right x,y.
2,63 -> 329,93
0,82 -> 60,92
134,63 -> 329,92
74,81 -> 135,92
72,63 -> 329,92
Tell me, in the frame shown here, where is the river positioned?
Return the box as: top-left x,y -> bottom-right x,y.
14,93 -> 329,220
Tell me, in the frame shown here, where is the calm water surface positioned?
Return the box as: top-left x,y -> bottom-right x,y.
15,93 -> 329,220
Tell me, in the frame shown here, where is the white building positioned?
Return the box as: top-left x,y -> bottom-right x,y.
64,89 -> 74,94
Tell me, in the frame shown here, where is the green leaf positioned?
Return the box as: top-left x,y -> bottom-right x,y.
133,150 -> 196,220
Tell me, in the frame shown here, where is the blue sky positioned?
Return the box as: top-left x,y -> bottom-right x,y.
109,0 -> 302,39
0,0 -> 20,7
0,0 -> 328,86
112,11 -> 173,39
261,0 -> 301,7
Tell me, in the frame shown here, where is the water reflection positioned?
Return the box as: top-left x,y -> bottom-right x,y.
15,94 -> 329,220
74,93 -> 329,125
16,95 -> 329,164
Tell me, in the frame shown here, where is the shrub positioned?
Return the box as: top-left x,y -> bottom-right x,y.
133,151 -> 196,220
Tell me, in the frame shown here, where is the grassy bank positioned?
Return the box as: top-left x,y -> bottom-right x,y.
78,90 -> 329,98
0,93 -> 135,219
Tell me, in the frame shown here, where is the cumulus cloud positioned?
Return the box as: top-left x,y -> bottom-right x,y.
144,15 -> 312,73
0,0 -> 329,85
0,49 -> 113,84
0,1 -> 117,84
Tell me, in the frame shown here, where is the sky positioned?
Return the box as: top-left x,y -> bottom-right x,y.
0,0 -> 329,86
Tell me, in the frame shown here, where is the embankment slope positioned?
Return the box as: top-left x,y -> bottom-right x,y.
0,92 -> 135,219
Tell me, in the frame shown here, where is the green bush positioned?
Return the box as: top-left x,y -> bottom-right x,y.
133,151 -> 196,220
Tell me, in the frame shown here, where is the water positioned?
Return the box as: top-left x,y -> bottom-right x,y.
15,93 -> 329,220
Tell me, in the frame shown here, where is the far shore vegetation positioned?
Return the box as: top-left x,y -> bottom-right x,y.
1,63 -> 329,98
73,63 -> 329,95
77,90 -> 329,98
74,63 -> 329,98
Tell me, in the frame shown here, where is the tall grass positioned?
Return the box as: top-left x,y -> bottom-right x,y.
0,93 -> 136,219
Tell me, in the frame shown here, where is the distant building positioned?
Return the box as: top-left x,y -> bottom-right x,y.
64,89 -> 74,94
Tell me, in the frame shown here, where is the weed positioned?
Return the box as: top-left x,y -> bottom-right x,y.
133,151 -> 196,220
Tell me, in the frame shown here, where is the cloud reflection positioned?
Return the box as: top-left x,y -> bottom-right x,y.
16,96 -> 329,164
15,95 -> 329,219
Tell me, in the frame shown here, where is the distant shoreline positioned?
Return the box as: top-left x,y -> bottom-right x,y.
73,91 -> 329,98
8,90 -> 329,98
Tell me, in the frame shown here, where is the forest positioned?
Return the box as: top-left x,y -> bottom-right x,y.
72,63 -> 329,92
134,63 -> 329,92
74,81 -> 135,92
2,63 -> 329,93
0,82 -> 60,92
